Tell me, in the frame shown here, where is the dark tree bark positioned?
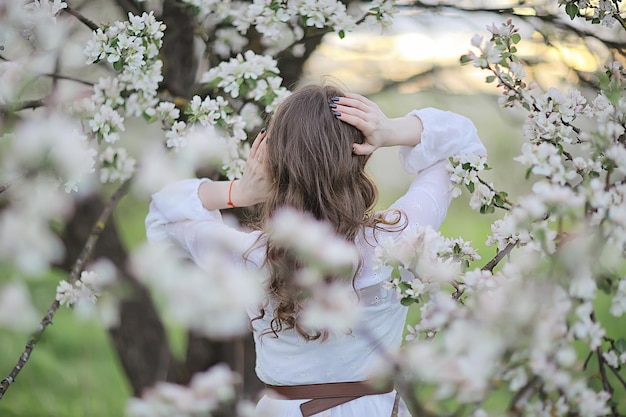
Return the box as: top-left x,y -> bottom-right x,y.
60,195 -> 181,397
160,1 -> 198,98
277,27 -> 328,89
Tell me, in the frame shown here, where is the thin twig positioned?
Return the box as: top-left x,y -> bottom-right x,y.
508,375 -> 540,413
596,347 -> 618,416
62,6 -> 99,32
0,99 -> 46,114
0,177 -> 133,400
481,241 -> 516,272
41,73 -> 94,87
607,363 -> 626,390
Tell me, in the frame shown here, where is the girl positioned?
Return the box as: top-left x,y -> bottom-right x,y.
146,84 -> 487,417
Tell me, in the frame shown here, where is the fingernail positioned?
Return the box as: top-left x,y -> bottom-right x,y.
333,111 -> 341,117
260,127 -> 266,134
331,97 -> 340,102
328,103 -> 337,109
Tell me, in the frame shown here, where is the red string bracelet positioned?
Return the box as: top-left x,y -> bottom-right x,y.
227,179 -> 237,208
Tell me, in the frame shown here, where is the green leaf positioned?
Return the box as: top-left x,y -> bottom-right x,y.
616,338 -> 626,353
511,33 -> 521,44
486,75 -> 496,83
391,267 -> 402,280
597,278 -> 613,295
525,166 -> 533,179
338,30 -> 345,39
565,3 -> 579,20
142,112 -> 156,123
113,60 -> 124,71
400,297 -> 415,307
460,54 -> 472,65
466,182 -> 475,193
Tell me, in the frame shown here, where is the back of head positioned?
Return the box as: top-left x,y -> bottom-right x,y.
263,84 -> 378,241
255,84 -> 381,340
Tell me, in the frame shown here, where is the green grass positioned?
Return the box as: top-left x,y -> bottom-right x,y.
0,270 -> 130,417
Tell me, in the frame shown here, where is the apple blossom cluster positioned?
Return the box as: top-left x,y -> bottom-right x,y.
190,52 -> 291,178
419,19 -> 626,415
80,11 -> 166,183
391,240 -> 618,416
22,0 -> 67,17
56,271 -> 100,307
0,176 -> 77,279
200,51 -> 289,113
130,241 -> 264,338
182,0 -> 394,57
0,281 -> 40,333
126,363 -> 239,417
447,154 -> 511,213
12,0 -> 68,45
447,154 -> 489,197
375,225 -> 480,307
268,208 -> 360,274
559,0 -> 622,27
461,20 -> 531,110
267,208 -> 361,334
468,24 -> 626,256
83,11 -> 165,137
53,260 -> 121,327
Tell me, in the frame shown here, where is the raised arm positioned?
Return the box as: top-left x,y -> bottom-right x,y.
335,93 -> 487,230
197,129 -> 271,210
330,92 -> 424,155
146,129 -> 271,269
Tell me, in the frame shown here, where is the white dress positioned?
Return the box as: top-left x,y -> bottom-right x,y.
146,108 -> 487,417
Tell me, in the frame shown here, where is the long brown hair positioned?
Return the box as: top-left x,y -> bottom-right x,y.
252,84 -> 401,340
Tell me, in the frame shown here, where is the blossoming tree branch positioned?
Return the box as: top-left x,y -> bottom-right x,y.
1,0 -> 626,417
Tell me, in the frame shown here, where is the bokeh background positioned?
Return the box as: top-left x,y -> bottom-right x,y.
1,1 -> 622,416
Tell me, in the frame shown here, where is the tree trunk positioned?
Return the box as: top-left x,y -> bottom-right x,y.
60,195 -> 181,397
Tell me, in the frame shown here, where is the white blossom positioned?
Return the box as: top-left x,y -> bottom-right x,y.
0,282 -> 40,332
99,146 -> 136,183
130,242 -> 264,338
126,363 -> 239,417
610,279 -> 626,316
301,282 -> 360,335
469,182 -> 495,211
268,208 -> 359,273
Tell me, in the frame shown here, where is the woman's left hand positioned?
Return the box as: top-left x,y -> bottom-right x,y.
232,129 -> 272,206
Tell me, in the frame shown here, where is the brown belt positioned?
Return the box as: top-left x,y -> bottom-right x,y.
266,380 -> 394,417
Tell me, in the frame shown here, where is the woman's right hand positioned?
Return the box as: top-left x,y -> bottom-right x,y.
331,92 -> 393,155
333,92 -> 423,155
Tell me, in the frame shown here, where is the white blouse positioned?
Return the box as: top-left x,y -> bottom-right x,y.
146,108 -> 487,417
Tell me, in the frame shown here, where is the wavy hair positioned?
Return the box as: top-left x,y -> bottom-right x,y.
251,84 -> 403,340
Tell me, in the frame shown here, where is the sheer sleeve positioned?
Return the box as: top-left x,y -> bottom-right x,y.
145,178 -> 264,270
391,108 -> 487,231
